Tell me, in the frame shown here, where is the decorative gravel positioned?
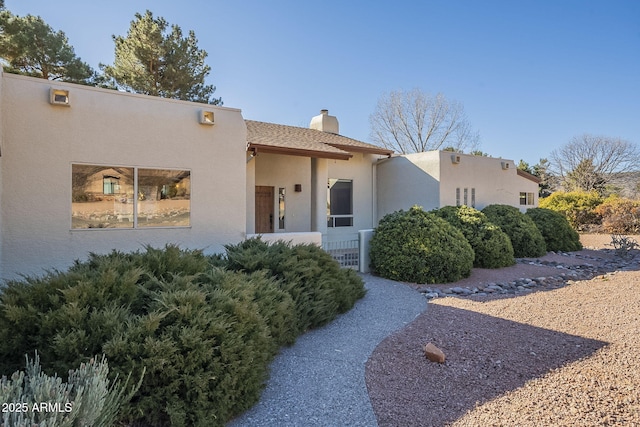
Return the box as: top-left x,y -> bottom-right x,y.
366,243 -> 640,426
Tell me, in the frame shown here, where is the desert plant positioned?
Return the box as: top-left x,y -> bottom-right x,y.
0,353 -> 141,427
433,205 -> 515,268
610,234 -> 639,259
594,196 -> 640,234
539,190 -> 603,231
526,207 -> 582,252
369,206 -> 474,283
482,204 -> 547,258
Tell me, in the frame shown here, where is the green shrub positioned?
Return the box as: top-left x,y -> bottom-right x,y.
433,205 -> 515,268
539,190 -> 603,231
369,206 -> 474,283
223,238 -> 366,333
0,242 -> 363,427
0,353 -> 141,427
525,208 -> 583,252
482,204 -> 547,257
593,196 -> 640,234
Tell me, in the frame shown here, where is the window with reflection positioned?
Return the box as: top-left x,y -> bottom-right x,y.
138,169 -> 190,227
72,165 -> 134,228
72,164 -> 190,229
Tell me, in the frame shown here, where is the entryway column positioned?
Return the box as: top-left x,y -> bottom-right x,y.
311,158 -> 328,236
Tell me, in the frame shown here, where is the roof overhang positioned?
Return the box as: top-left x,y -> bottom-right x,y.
247,143 -> 352,160
517,168 -> 542,184
326,143 -> 393,157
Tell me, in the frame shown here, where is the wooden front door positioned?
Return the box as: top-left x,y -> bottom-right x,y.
255,186 -> 274,233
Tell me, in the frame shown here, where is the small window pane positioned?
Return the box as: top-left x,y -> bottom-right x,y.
520,192 -> 527,205
278,187 -> 286,229
138,169 -> 190,227
72,165 -> 134,229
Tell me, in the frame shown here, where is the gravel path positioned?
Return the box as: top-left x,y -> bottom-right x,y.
366,238 -> 640,426
228,275 -> 425,426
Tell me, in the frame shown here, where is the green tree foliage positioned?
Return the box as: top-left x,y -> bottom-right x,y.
539,190 -> 603,231
481,204 -> 547,257
102,10 -> 221,104
0,10 -> 94,83
369,206 -> 474,283
525,208 -> 582,252
565,158 -> 606,193
433,205 -> 515,268
533,158 -> 553,197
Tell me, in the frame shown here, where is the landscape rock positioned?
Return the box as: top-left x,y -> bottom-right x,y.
424,342 -> 446,363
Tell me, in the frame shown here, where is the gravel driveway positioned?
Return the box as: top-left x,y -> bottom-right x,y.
367,238 -> 640,426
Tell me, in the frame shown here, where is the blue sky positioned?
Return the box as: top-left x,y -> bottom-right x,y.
7,1 -> 640,164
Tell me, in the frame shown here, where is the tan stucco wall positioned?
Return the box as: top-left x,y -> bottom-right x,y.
376,151 -> 540,222
253,153 -> 312,233
376,151 -> 441,221
438,152 -> 538,210
0,73 -> 247,279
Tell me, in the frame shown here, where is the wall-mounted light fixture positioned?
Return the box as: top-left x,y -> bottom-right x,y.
294,184 -> 302,192
451,154 -> 461,164
199,110 -> 215,125
501,161 -> 510,170
50,88 -> 70,106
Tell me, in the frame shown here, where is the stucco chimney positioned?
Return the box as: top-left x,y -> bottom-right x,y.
309,109 -> 339,134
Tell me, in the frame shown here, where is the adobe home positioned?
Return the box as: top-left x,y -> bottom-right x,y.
0,69 -> 538,279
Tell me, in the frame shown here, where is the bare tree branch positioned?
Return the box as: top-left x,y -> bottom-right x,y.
549,134 -> 640,192
369,88 -> 480,154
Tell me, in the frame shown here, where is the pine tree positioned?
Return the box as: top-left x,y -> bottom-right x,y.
0,9 -> 94,83
102,10 -> 221,105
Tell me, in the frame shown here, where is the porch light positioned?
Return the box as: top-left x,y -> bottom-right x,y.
199,110 -> 215,125
50,88 -> 70,106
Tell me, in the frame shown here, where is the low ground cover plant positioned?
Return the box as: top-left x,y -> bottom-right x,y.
525,207 -> 582,252
433,205 -> 515,268
482,204 -> 547,258
369,206 -> 474,284
0,353 -> 141,427
0,241 -> 365,427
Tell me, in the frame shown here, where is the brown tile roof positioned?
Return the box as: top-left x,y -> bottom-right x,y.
245,120 -> 393,160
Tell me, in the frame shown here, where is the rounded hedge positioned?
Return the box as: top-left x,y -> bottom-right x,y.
481,204 -> 547,258
369,206 -> 474,284
525,207 -> 583,252
433,205 -> 515,268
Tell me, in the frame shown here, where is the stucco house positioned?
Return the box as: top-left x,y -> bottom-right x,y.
0,69 -> 248,279
0,69 -> 539,279
376,151 -> 541,221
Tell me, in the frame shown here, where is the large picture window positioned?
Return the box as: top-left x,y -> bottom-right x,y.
327,179 -> 353,227
72,164 -> 190,229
